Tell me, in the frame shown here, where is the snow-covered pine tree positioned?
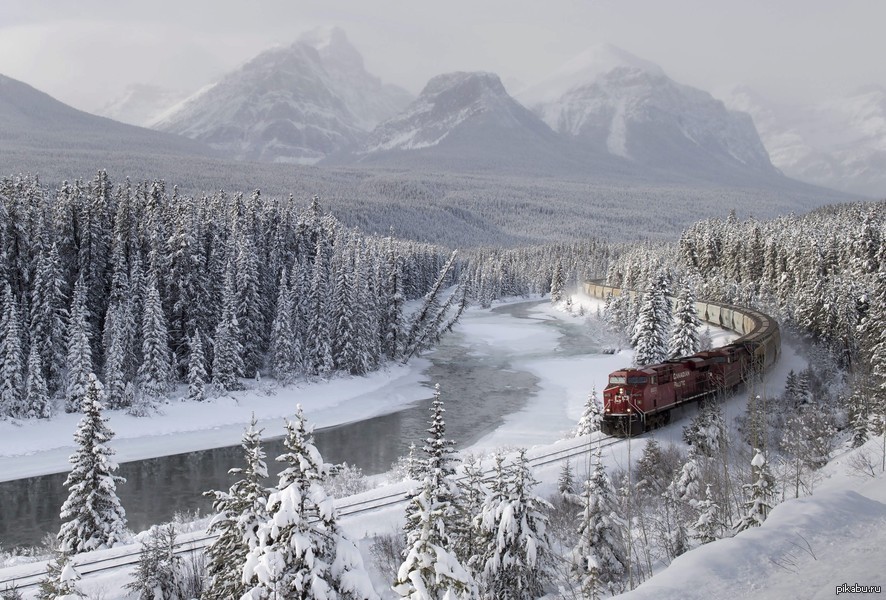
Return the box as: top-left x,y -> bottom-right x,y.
58,374 -> 127,553
452,453 -> 487,571
734,449 -> 775,532
668,283 -> 701,358
572,447 -> 626,596
550,262 -> 564,303
631,275 -> 672,366
395,384 -> 473,599
125,524 -> 181,600
692,484 -> 722,545
36,551 -> 84,600
25,344 -> 51,419
475,450 -> 552,600
0,282 -> 25,419
558,458 -> 577,497
576,388 -> 603,437
186,329 -> 207,402
204,416 -> 270,600
307,244 -> 335,378
381,238 -> 406,361
242,406 -> 378,599
64,274 -> 92,413
212,258 -> 245,393
30,240 -> 68,395
270,267 -> 297,384
136,271 -> 172,407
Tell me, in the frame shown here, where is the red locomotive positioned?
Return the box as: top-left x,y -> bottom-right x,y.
583,282 -> 781,437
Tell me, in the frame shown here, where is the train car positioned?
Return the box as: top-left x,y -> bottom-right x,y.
583,281 -> 781,436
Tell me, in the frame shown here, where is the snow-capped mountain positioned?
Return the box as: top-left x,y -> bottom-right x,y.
96,84 -> 189,127
719,85 -> 886,197
341,71 -> 590,173
153,27 -> 412,164
518,44 -> 776,178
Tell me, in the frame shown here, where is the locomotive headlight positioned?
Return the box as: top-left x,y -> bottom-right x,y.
620,388 -> 624,395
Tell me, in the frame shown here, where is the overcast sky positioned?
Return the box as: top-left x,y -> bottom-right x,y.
0,0 -> 883,113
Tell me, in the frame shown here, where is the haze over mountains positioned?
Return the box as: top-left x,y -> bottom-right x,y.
718,84 -> 886,197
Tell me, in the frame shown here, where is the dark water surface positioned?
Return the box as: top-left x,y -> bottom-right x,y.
0,301 -> 603,549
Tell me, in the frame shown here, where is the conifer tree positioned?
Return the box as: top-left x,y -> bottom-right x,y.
137,272 -> 172,406
25,344 -> 51,419
550,262 -> 565,303
65,275 -> 92,413
204,416 -> 269,600
37,551 -> 84,600
0,282 -> 25,418
572,447 -> 626,596
58,374 -> 127,553
243,406 -> 378,599
576,388 -> 603,437
475,450 -> 552,600
271,268 -> 297,384
30,238 -> 68,392
126,524 -> 181,600
692,484 -> 722,545
631,276 -> 672,366
668,283 -> 701,358
186,329 -> 207,402
213,259 -> 245,393
734,449 -> 775,532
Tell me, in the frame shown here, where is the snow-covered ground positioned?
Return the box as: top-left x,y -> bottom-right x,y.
9,290 -> 879,600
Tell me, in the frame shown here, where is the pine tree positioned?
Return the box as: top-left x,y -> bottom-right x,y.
137,272 -> 172,406
550,262 -> 564,303
572,448 -> 626,596
692,484 -> 722,545
58,374 -> 127,553
204,416 -> 270,600
382,240 -> 406,361
734,449 -> 775,532
125,524 -> 181,600
36,551 -> 84,600
25,344 -> 51,419
186,329 -> 207,402
0,282 -> 25,418
212,259 -> 244,393
475,450 -> 552,600
395,386 -> 473,599
576,388 -> 603,437
668,283 -> 701,358
243,406 -> 378,599
64,275 -> 92,413
631,275 -> 672,366
271,268 -> 297,384
30,240 -> 68,393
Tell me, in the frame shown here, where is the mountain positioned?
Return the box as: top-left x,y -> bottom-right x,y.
96,84 -> 189,127
153,27 -> 412,164
518,44 -> 776,180
719,85 -> 886,197
334,70 -> 628,175
0,73 -> 215,161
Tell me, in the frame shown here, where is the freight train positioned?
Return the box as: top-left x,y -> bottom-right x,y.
582,281 -> 781,436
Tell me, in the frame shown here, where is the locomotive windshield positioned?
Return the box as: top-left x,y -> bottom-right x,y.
627,376 -> 648,384
609,376 -> 626,384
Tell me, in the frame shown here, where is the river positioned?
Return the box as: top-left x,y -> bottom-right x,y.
0,300 -> 607,549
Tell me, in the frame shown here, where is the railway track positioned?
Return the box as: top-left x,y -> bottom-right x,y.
0,433 -> 625,592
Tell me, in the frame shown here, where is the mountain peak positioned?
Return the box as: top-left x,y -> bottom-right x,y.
519,43 -> 665,107
297,26 -> 363,71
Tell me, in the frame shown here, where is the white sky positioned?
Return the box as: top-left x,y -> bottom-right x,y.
0,0 -> 883,112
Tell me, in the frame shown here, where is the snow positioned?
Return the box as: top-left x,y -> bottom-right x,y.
7,291 -> 885,600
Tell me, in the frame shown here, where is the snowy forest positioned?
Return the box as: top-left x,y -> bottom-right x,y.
0,171 -> 468,421
1,168 -> 885,599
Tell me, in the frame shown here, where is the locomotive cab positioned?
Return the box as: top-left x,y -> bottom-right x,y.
602,369 -> 653,435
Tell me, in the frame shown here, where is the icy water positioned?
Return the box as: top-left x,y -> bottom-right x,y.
0,301 -> 605,549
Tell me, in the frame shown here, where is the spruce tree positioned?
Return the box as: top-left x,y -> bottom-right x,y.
137,272 -> 172,406
668,283 -> 701,358
25,344 -> 51,419
0,282 -> 25,418
212,259 -> 244,393
243,406 -> 378,599
572,448 -> 626,596
475,450 -> 552,600
270,268 -> 297,384
204,416 -> 270,600
58,374 -> 127,553
631,275 -> 672,366
576,388 -> 603,437
734,449 -> 775,532
37,551 -> 84,600
186,329 -> 207,402
65,275 -> 92,413
692,484 -> 722,545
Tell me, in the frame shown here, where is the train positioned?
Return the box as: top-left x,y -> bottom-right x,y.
582,281 -> 781,436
